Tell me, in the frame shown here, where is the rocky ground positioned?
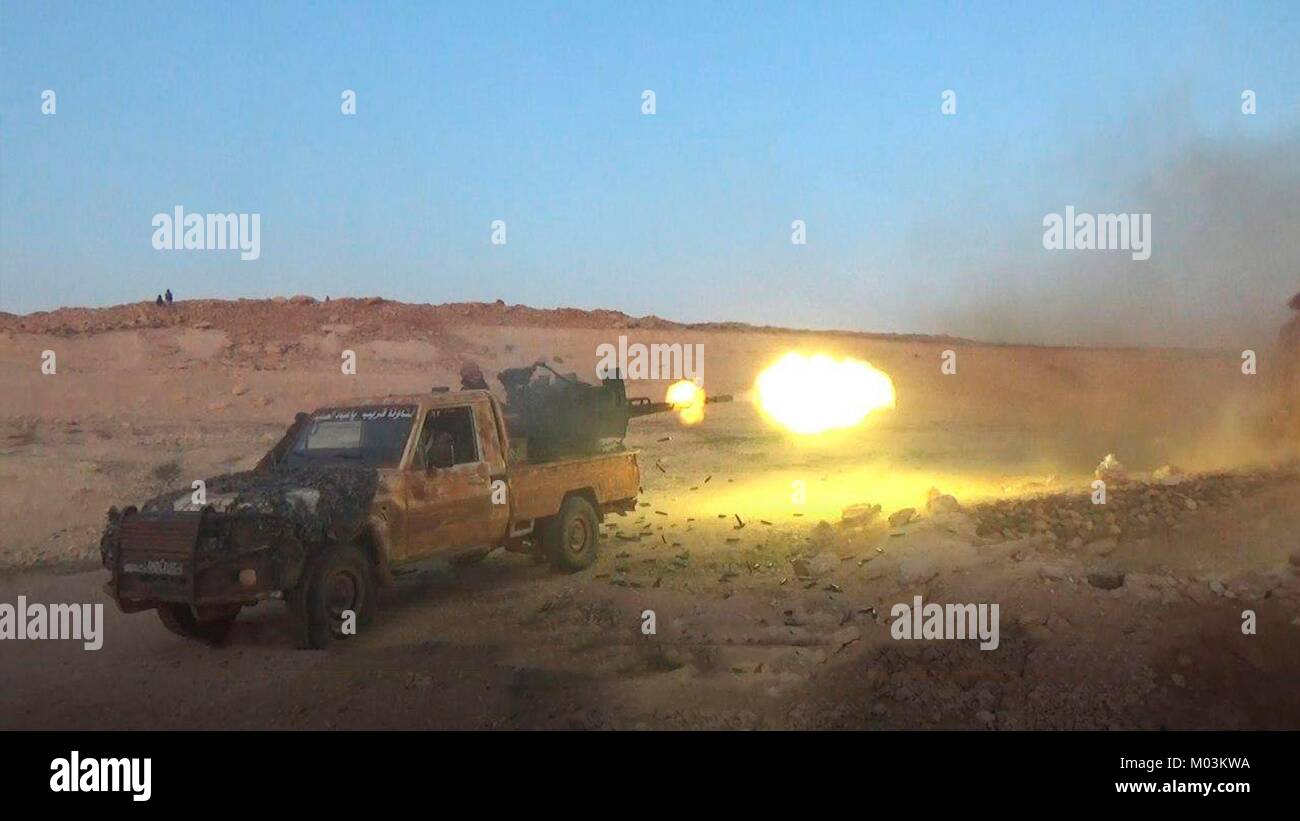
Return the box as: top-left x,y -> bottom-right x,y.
1,298 -> 1297,729
3,411 -> 1297,730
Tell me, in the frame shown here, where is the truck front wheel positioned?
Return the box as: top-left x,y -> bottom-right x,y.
292,543 -> 376,649
157,603 -> 240,646
543,496 -> 600,572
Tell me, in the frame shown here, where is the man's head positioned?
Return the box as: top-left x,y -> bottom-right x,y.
1290,290 -> 1300,311
459,361 -> 488,390
425,429 -> 455,469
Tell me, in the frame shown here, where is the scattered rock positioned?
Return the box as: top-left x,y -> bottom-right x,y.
888,507 -> 917,527
927,494 -> 962,514
969,468 -> 1278,548
842,503 -> 881,526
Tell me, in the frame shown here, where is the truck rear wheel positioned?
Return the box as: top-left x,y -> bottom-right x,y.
543,496 -> 600,572
157,603 -> 240,646
292,543 -> 375,649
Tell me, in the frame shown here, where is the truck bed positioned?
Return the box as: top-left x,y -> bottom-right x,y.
509,450 -> 640,522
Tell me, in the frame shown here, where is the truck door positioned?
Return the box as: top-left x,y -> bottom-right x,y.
402,402 -> 506,559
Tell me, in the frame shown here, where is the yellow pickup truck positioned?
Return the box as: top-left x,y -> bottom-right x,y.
100,390 -> 640,648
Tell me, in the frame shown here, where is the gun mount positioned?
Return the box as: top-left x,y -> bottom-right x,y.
498,362 -> 730,460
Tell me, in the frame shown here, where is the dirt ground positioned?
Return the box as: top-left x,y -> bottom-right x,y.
1,298 -> 1298,729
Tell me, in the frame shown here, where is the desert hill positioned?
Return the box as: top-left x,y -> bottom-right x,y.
0,295 -> 1281,570
0,296 -> 967,345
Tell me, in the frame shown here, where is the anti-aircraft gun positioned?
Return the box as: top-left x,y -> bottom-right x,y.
498,362 -> 731,460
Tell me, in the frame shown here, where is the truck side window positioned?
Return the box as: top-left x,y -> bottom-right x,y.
414,406 -> 479,468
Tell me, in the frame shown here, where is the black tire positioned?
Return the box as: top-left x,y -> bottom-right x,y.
292,543 -> 376,649
542,496 -> 600,572
157,603 -> 240,646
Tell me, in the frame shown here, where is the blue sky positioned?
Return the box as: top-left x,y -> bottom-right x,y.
2,1 -> 1298,343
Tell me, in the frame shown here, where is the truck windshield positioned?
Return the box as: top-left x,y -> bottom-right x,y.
284,405 -> 416,468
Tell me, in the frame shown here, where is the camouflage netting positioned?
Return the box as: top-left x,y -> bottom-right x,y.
141,465 -> 380,546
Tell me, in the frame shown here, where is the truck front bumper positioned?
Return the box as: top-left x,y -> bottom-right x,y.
105,509 -> 297,611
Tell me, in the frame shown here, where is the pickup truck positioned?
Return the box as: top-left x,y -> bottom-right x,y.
99,390 -> 640,648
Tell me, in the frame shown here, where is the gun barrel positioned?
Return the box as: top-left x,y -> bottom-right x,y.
627,393 -> 734,419
627,398 -> 674,418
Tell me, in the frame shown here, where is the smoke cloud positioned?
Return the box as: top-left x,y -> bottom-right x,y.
927,113 -> 1300,350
